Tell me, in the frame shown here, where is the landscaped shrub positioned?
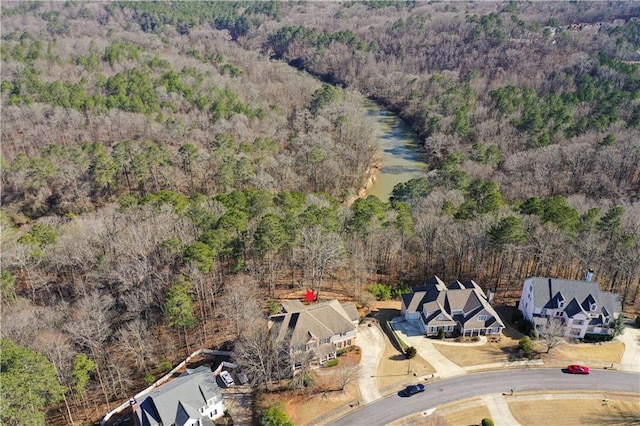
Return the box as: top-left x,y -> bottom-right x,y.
260,402 -> 294,426
481,418 -> 495,426
583,333 -> 613,343
323,359 -> 339,368
337,346 -> 356,356
635,316 -> 640,328
437,328 -> 446,340
519,336 -> 533,359
612,316 -> 625,336
405,346 -> 417,359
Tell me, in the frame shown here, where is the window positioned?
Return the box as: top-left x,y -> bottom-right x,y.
555,311 -> 562,316
452,310 -> 463,315
558,301 -> 565,308
590,304 -> 597,311
478,315 -> 488,321
438,314 -> 444,320
320,338 -> 330,345
573,319 -> 584,326
570,328 -> 581,336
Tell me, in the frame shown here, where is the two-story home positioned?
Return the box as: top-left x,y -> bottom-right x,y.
401,276 -> 505,337
269,299 -> 359,368
133,365 -> 225,426
518,276 -> 622,339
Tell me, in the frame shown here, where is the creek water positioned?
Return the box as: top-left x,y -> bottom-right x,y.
364,100 -> 427,201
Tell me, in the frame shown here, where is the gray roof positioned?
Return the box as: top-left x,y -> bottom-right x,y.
528,277 -> 622,319
270,300 -> 357,350
404,276 -> 505,331
340,302 -> 360,322
136,365 -> 222,426
282,300 -> 306,313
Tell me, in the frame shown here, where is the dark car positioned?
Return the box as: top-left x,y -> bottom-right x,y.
566,364 -> 590,374
399,384 -> 425,397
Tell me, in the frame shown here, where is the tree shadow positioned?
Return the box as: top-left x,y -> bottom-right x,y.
589,407 -> 640,425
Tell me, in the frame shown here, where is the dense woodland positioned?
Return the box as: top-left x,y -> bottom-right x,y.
1,1 -> 639,424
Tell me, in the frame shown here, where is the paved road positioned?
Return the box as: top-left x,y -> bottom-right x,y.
330,369 -> 640,426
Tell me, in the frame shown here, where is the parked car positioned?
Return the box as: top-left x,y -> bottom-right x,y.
399,384 -> 425,397
220,370 -> 235,387
566,364 -> 590,374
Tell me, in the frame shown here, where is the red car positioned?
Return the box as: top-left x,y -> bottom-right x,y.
567,364 -> 590,374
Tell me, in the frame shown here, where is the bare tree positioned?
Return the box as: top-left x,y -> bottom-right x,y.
297,226 -> 346,294
64,291 -> 114,408
336,358 -> 360,393
232,321 -> 291,390
219,274 -> 263,340
538,318 -> 566,354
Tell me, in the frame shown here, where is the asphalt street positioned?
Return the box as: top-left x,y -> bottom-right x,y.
329,369 -> 640,426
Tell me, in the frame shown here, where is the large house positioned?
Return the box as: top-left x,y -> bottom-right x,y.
401,276 -> 505,337
269,299 -> 359,367
518,276 -> 622,339
133,365 -> 225,426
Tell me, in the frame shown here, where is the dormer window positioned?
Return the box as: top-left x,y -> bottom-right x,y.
452,310 -> 463,315
558,300 -> 565,308
478,315 -> 488,321
590,303 -> 597,311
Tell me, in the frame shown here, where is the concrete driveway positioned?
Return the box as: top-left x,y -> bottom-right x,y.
618,325 -> 640,372
391,318 -> 467,378
356,321 -> 385,403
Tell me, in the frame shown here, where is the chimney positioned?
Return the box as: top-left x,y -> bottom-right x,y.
486,288 -> 495,304
585,269 -> 594,282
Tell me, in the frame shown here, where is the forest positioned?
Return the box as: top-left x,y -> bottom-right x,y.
1,1 -> 639,424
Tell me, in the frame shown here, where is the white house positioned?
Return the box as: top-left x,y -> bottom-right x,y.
133,365 -> 225,426
518,276 -> 622,339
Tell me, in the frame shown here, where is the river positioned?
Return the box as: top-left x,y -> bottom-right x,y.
364,100 -> 427,201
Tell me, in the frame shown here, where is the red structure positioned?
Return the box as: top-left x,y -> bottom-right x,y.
304,289 -> 317,303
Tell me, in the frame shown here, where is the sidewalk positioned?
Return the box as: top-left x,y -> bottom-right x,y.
483,393 -> 521,426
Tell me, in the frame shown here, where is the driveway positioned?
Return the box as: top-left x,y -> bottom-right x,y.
618,325 -> 640,372
356,321 -> 385,403
391,319 -> 467,378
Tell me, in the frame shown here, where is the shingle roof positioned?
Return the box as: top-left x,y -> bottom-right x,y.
270,300 -> 357,349
403,276 -> 505,331
528,277 -> 622,319
136,365 -> 222,426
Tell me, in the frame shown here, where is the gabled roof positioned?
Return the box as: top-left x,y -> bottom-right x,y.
581,294 -> 597,311
340,302 -> 360,322
564,298 -> 587,318
282,299 -> 306,313
270,300 -> 357,349
136,365 -> 222,426
404,276 -> 505,330
527,277 -> 622,319
543,291 -> 565,309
